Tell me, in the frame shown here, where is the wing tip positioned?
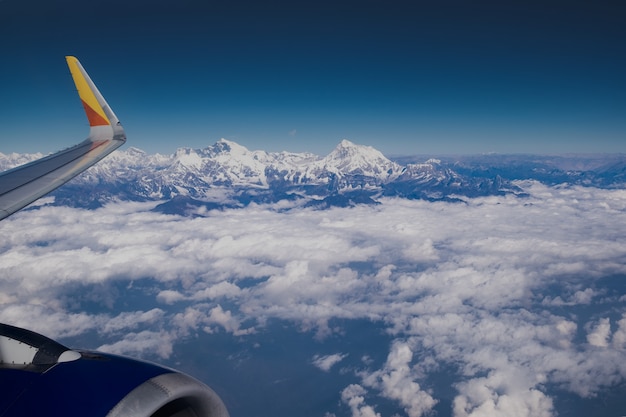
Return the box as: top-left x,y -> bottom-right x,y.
66,56 -> 113,128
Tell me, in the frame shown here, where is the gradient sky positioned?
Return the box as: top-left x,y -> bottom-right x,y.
1,0 -> 625,156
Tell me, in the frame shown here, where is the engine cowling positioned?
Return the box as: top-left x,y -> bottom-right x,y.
0,323 -> 229,417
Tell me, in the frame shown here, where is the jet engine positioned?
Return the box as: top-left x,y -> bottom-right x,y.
0,323 -> 229,417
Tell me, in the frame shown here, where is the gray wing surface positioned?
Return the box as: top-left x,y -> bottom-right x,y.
0,56 -> 126,220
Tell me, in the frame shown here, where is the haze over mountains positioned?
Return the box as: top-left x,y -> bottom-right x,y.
2,139 -> 624,215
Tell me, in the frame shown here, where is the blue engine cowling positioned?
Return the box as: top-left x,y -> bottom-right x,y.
0,323 -> 229,417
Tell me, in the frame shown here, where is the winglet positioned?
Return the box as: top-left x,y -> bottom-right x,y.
65,56 -> 125,141
0,57 -> 126,221
66,56 -> 111,126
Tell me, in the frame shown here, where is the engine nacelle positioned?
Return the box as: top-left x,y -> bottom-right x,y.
0,323 -> 229,417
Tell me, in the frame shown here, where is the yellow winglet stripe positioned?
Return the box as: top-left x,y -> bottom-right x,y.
66,56 -> 111,126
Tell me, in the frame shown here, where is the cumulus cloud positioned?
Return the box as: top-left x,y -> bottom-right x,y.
453,370 -> 554,417
312,353 -> 348,372
362,341 -> 437,417
542,287 -> 597,306
341,384 -> 381,417
205,304 -> 254,336
587,318 -> 611,347
98,330 -> 175,359
102,309 -> 165,334
1,182 -> 626,415
0,304 -> 104,338
612,314 -> 626,350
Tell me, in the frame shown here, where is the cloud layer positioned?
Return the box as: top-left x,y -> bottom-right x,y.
1,181 -> 626,416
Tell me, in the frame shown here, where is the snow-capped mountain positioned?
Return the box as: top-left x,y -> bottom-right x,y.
3,140 -> 622,214
315,139 -> 403,179
50,139 -> 422,204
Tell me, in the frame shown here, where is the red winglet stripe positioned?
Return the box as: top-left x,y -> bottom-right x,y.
81,99 -> 110,126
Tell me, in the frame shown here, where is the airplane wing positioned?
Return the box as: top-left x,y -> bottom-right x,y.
0,58 -> 230,417
0,56 -> 126,220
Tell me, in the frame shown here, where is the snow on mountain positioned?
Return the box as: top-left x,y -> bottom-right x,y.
199,139 -> 271,186
0,152 -> 45,171
173,148 -> 204,170
319,139 -> 402,178
6,139 -> 577,211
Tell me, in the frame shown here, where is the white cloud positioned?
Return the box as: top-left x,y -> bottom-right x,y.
542,287 -> 597,306
98,330 -> 174,359
157,290 -> 187,304
204,304 -> 254,336
453,370 -> 554,417
587,318 -> 611,348
2,182 -> 626,415
0,304 -> 104,338
613,314 -> 626,350
362,341 -> 437,417
312,353 -> 348,372
102,309 -> 165,334
341,384 -> 381,417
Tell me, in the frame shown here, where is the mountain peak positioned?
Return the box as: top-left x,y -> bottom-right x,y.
327,140 -> 386,162
213,139 -> 251,155
338,139 -> 357,148
329,140 -> 382,157
322,140 -> 402,179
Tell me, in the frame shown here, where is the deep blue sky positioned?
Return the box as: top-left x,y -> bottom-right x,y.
1,0 -> 625,156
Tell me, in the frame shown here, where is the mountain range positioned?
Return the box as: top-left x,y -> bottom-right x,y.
1,139 -> 625,215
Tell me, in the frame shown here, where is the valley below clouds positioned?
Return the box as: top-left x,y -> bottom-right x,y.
1,181 -> 626,417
